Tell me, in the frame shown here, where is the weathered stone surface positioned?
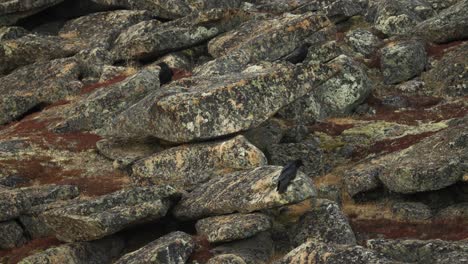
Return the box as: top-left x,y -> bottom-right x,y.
381,40 -> 427,84
290,199 -> 356,247
276,240 -> 398,264
391,202 -> 432,221
174,166 -> 316,220
104,61 -> 337,142
367,238 -> 468,263
413,0 -> 468,43
42,186 -> 180,242
425,0 -> 461,11
344,162 -> 383,196
115,231 -> 195,264
0,58 -> 83,125
209,232 -> 274,264
0,26 -> 27,41
436,203 -> 468,219
0,220 -> 26,249
196,12 -> 334,76
112,9 -> 251,61
54,67 -> 161,132
243,118 -> 286,153
196,213 -> 271,243
345,29 -> 381,56
0,34 -> 78,75
0,0 -> 64,25
18,236 -> 124,264
132,135 -> 267,190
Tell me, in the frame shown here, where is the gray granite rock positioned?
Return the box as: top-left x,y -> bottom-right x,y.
345,29 -> 381,56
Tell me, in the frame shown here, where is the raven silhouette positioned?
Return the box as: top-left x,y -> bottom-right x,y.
277,159 -> 304,194
157,62 -> 173,85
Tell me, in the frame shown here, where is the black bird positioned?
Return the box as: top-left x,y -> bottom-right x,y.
280,43 -> 311,64
277,159 -> 304,194
157,62 -> 173,85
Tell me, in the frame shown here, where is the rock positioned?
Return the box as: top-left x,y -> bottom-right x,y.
58,10 -> 153,50
391,202 -> 432,221
18,236 -> 124,264
18,214 -> 52,239
0,0 -> 64,26
196,213 -> 272,243
115,231 -> 195,264
0,57 -> 83,125
209,232 -> 274,264
344,162 -> 383,196
0,26 -> 28,41
53,67 -> 161,132
279,55 -> 372,123
104,61 -> 337,143
41,186 -> 180,242
435,203 -> 468,219
276,240 -> 398,264
267,139 -> 324,177
413,0 -> 468,43
173,166 -> 316,220
243,118 -> 286,153
367,238 -> 468,263
0,220 -> 26,249
305,40 -> 342,65
290,199 -> 356,247
425,0 -> 461,11
111,9 -> 251,61
0,188 -> 30,221
423,42 -> 468,97
345,29 -> 381,56
380,40 -> 427,84
197,12 -> 334,75
0,34 -> 79,75
132,135 -> 267,190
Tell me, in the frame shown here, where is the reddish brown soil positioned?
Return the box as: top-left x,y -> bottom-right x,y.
309,121 -> 354,136
0,237 -> 62,264
171,68 -> 192,81
189,235 -> 213,264
426,40 -> 465,60
79,74 -> 128,95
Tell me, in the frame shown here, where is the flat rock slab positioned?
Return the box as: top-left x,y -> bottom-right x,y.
0,57 -> 83,125
42,186 -> 180,242
0,0 -> 64,25
104,62 -> 338,142
196,213 -> 271,243
132,135 -> 267,190
115,231 -> 195,264
173,165 -> 316,220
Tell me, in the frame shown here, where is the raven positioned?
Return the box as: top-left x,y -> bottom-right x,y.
277,159 -> 304,194
157,62 -> 173,85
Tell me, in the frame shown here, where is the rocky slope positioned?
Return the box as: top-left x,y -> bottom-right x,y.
0,0 -> 467,263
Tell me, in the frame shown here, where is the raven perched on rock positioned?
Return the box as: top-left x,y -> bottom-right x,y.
277,159 -> 304,194
157,62 -> 173,85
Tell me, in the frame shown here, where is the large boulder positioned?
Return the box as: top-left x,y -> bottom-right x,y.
0,220 -> 26,249
41,186 -> 180,242
104,62 -> 337,143
345,29 -> 382,57
0,0 -> 64,26
132,135 -> 267,190
196,213 -> 272,243
174,166 -> 317,220
115,231 -> 195,264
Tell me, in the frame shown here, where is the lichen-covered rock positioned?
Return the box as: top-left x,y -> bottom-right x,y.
305,40 -> 342,65
367,238 -> 468,263
196,213 -> 271,243
0,220 -> 26,249
290,199 -> 356,247
104,61 -> 337,143
209,232 -> 274,264
435,203 -> 468,220
18,236 -> 124,264
174,166 -> 316,220
0,0 -> 64,26
344,162 -> 383,197
58,10 -> 153,50
0,34 -> 78,75
111,9 -> 251,61
279,55 -> 371,123
0,57 -> 83,125
243,118 -> 286,153
380,40 -> 427,84
425,0 -> 461,11
391,202 -> 432,221
276,240 -> 398,264
53,67 -> 161,132
132,135 -> 267,190
0,187 -> 30,221
42,186 -> 180,242
0,26 -> 28,41
413,0 -> 468,43
196,12 -> 334,76
115,231 -> 195,264
345,29 -> 381,56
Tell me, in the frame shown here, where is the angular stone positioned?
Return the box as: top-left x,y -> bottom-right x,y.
345,29 -> 381,56
0,187 -> 30,221
344,162 -> 383,197
173,166 -> 316,220
58,10 -> 153,50
290,199 -> 356,247
196,213 -> 271,243
105,61 -> 337,142
367,238 -> 468,263
18,236 -> 124,264
42,186 -> 180,242
381,40 -> 427,85
112,9 -> 251,61
243,118 -> 286,153
413,0 -> 468,43
115,231 -> 195,264
132,135 -> 265,189
0,0 -> 64,26
0,58 -> 83,125
0,26 -> 28,41
391,202 -> 432,221
0,220 -> 26,249
276,240 -> 399,264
